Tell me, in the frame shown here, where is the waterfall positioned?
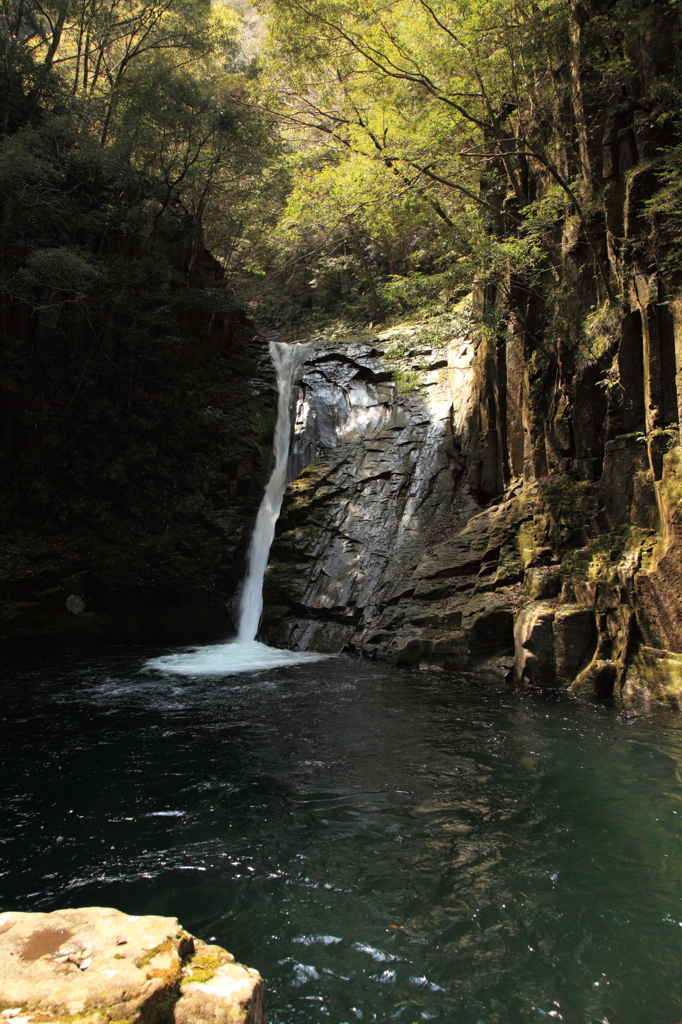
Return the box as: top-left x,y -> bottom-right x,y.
146,339 -> 329,677
238,341 -> 309,642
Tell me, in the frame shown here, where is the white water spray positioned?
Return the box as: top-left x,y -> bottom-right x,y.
147,341 -> 327,677
238,342 -> 309,641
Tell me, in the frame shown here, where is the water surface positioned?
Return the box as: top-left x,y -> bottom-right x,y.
3,643 -> 682,1024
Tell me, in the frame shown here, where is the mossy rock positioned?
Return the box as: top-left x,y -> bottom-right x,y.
623,646 -> 682,706
181,953 -> 225,986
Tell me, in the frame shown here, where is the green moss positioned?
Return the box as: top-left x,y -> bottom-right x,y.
577,300 -> 622,368
614,430 -> 647,443
659,445 -> 682,515
135,936 -> 176,969
264,561 -> 306,586
517,521 -> 536,567
538,477 -> 599,538
372,313 -> 459,395
619,526 -> 659,572
181,954 -> 224,986
260,603 -> 291,626
138,976 -> 197,1024
392,368 -> 423,394
560,532 -> 624,584
625,646 -> 682,706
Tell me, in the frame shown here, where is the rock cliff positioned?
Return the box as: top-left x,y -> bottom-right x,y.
262,335 -> 465,651
260,286 -> 682,705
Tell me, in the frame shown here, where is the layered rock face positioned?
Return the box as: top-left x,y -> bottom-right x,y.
0,906 -> 265,1024
262,328 -> 535,673
287,346 -> 398,480
261,293 -> 682,704
262,337 -> 468,653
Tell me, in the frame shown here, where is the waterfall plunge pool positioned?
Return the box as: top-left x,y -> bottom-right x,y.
3,641 -> 682,1024
147,639 -> 331,676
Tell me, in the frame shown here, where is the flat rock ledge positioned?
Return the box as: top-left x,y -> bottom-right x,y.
0,907 -> 265,1024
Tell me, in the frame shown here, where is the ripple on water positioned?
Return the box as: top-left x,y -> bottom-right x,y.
3,643 -> 682,1024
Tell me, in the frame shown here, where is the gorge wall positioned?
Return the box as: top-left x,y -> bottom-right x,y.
263,338 -> 466,652
252,0 -> 682,705
0,202 -> 276,641
261,255 -> 682,705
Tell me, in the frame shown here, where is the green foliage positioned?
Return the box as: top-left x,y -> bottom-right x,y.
252,0 -> 579,321
391,367 -> 422,395
18,247 -> 100,290
379,272 -> 458,311
240,0 -> 682,331
644,147 -> 682,280
580,300 -> 623,367
375,308 -> 468,393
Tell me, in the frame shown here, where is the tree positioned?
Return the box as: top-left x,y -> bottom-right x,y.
257,0 -> 682,313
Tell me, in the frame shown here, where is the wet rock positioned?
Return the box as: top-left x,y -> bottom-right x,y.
623,645 -> 682,705
288,345 -> 397,480
0,907 -> 264,1024
265,366 -> 459,649
514,601 -> 557,685
523,568 -> 562,600
280,619 -> 356,654
259,304 -> 681,696
570,658 -> 619,697
553,606 -> 597,685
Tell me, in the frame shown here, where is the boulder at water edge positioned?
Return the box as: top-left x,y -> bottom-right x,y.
0,906 -> 265,1024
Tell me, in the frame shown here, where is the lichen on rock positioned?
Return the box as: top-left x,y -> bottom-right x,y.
0,907 -> 265,1024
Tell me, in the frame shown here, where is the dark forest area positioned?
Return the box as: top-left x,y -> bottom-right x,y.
0,0 -> 279,635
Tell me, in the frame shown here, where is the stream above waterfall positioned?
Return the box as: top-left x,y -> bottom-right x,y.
4,642 -> 682,1024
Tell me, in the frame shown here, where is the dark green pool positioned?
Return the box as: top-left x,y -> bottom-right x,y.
3,642 -> 682,1023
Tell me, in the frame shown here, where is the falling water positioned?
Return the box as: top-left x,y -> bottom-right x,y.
238,342 -> 310,641
147,340 -> 327,676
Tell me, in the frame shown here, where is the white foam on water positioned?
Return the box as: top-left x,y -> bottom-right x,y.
146,640 -> 330,677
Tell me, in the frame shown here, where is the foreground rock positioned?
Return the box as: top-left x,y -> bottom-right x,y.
0,907 -> 265,1024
